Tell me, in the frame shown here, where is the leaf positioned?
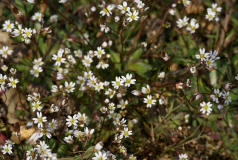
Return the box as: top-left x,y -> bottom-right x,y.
129,48 -> 143,61
14,0 -> 25,13
15,64 -> 29,72
126,61 -> 152,77
83,146 -> 94,159
110,51 -> 120,63
57,144 -> 68,157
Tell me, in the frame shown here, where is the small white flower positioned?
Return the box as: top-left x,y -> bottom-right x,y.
186,18 -> 199,34
179,153 -> 188,160
182,0 -> 191,7
64,81 -> 75,93
176,16 -> 189,28
141,85 -> 150,94
118,1 -> 130,14
92,151 -> 107,160
33,112 -> 47,128
120,127 -> 132,138
32,12 -> 43,22
94,47 -> 105,59
121,73 -> 136,87
66,115 -> 78,127
0,46 -> 13,59
49,15 -> 58,23
143,95 -> 156,108
31,101 -> 43,112
158,72 -> 165,79
8,77 -> 19,88
100,24 -> 110,33
190,66 -> 196,74
127,10 -> 139,22
235,74 -> 238,80
112,76 -> 124,89
59,0 -> 67,3
2,20 -> 14,32
200,101 -> 212,115
195,48 -> 210,61
2,144 -> 13,155
100,4 -> 114,17
82,55 -> 93,67
206,10 -> 216,21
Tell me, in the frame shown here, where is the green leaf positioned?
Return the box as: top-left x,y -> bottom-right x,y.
129,48 -> 143,61
83,146 -> 94,159
126,61 -> 152,77
110,51 -> 120,63
15,64 -> 29,72
14,0 -> 25,13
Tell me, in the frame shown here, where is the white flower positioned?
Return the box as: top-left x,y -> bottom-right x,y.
100,4 -> 114,17
117,99 -> 128,109
235,74 -> 238,80
2,20 -> 14,32
0,46 -> 13,59
222,91 -> 231,105
95,142 -> 103,151
33,112 -> 47,128
186,18 -> 199,34
169,9 -> 175,15
64,81 -> 75,93
96,61 -> 109,69
22,28 -> 33,39
49,15 -> 58,23
74,49 -> 82,58
82,55 -> 93,67
200,101 -> 212,115
27,0 -> 35,3
206,10 -> 216,21
158,72 -> 165,79
190,66 -> 196,74
84,127 -> 95,137
36,141 -> 50,157
94,47 -> 105,58
95,82 -> 104,92
176,16 -> 189,28
121,73 -> 136,87
127,10 -> 139,22
30,65 -> 43,77
32,101 -> 43,112
120,127 -> 132,138
8,77 -> 19,88
210,89 -> 221,103
33,58 -> 44,66
211,3 -> 222,13
143,95 -> 156,108
179,153 -> 188,160
182,0 -> 191,7
59,0 -> 67,3
66,115 -> 78,127
100,24 -> 110,33
195,48 -> 210,61
105,88 -> 116,98
92,151 -> 107,160
129,154 -> 137,160
112,76 -> 124,89
32,12 -> 43,22
2,144 -> 13,155
0,74 -> 7,85
52,49 -> 66,66
118,1 -> 130,14
141,85 -> 150,94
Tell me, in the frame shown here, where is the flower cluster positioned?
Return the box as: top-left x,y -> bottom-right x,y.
195,48 -> 220,69
205,3 -> 222,21
2,20 -> 36,44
